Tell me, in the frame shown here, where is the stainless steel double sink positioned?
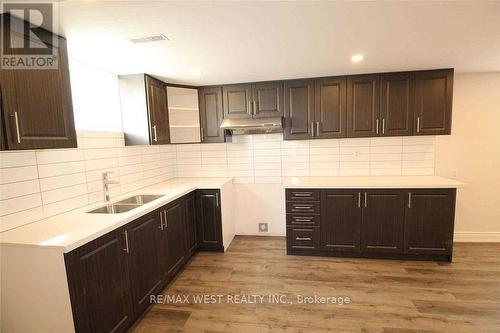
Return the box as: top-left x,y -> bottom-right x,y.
87,194 -> 163,214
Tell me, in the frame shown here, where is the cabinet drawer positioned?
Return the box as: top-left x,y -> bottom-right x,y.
286,214 -> 320,226
287,227 -> 320,250
286,189 -> 320,201
286,201 -> 320,214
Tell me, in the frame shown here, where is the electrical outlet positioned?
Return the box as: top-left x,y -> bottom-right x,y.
258,223 -> 268,233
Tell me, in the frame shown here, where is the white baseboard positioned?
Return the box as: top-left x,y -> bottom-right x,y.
454,232 -> 500,242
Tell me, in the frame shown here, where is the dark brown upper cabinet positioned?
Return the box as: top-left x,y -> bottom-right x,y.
380,72 -> 413,136
314,77 -> 347,139
347,74 -> 380,138
413,69 -> 453,135
199,86 -> 226,143
145,75 -> 170,144
119,74 -> 170,145
361,190 -> 405,253
284,79 -> 315,140
223,81 -> 283,119
252,81 -> 283,118
404,189 -> 456,255
321,190 -> 361,252
223,84 -> 253,119
0,15 -> 77,150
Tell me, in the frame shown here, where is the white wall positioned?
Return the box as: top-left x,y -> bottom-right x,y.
435,72 -> 500,241
69,59 -> 123,132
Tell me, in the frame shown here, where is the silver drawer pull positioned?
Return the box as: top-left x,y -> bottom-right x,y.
294,218 -> 313,222
295,237 -> 311,241
294,206 -> 311,209
294,193 -> 312,197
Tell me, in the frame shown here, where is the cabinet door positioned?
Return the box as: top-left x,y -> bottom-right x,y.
184,194 -> 198,254
347,74 -> 380,137
196,189 -> 223,250
321,190 -> 362,252
314,77 -> 347,139
222,84 -> 253,119
252,81 -> 284,118
0,36 -> 76,150
65,229 -> 133,333
414,69 -> 453,135
380,72 -> 413,136
159,201 -> 186,279
199,87 -> 225,143
404,189 -> 456,255
361,190 -> 405,253
127,212 -> 162,314
284,79 -> 315,140
145,75 -> 170,144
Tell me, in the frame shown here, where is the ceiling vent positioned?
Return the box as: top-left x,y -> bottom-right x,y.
129,34 -> 169,44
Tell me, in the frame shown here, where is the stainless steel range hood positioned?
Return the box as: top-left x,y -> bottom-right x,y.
220,117 -> 283,135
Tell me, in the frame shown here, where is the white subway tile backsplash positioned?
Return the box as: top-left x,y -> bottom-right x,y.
36,149 -> 83,165
39,173 -> 86,192
0,180 -> 40,201
0,131 -> 436,232
0,152 -> 36,168
38,161 -> 85,178
0,166 -> 39,184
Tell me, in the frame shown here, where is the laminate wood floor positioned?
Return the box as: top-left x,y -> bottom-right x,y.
130,236 -> 500,333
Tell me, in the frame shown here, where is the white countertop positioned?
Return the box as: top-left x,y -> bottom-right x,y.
283,176 -> 465,189
0,178 -> 232,253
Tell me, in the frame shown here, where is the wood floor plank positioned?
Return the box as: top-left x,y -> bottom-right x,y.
130,236 -> 500,333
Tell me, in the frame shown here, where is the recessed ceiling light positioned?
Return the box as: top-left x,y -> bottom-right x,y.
191,68 -> 202,76
351,54 -> 364,63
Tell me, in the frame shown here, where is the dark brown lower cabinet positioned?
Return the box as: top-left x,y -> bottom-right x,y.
286,188 -> 456,262
321,190 -> 361,252
196,189 -> 223,251
65,228 -> 133,333
404,189 -> 456,255
158,200 -> 186,279
361,190 -> 405,253
127,211 -> 162,314
65,189 -> 225,333
184,194 -> 198,255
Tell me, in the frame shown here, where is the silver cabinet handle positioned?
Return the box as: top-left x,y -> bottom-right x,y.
253,100 -> 258,116
294,217 -> 313,222
215,192 -> 219,207
408,192 -> 412,208
382,118 -> 385,135
295,237 -> 311,241
294,193 -> 312,197
159,210 -> 164,230
248,100 -> 252,115
316,122 -> 320,137
13,111 -> 21,143
310,122 -> 314,137
152,125 -> 158,142
416,117 -> 420,133
294,205 -> 312,209
163,210 -> 168,228
123,231 -> 130,254
364,192 -> 367,208
376,119 -> 379,134
358,192 -> 361,208
200,127 -> 204,142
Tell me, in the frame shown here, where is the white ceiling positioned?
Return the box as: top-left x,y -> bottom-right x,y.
56,1 -> 500,85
